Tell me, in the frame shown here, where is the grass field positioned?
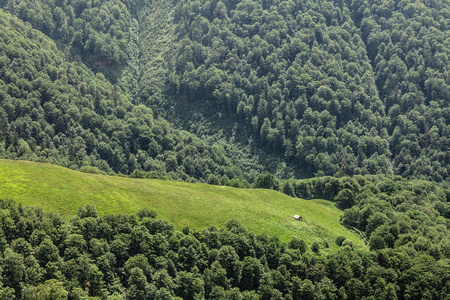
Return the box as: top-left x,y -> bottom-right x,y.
0,159 -> 365,250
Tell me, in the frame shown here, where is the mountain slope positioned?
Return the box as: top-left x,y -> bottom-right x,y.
2,0 -> 450,182
160,0 -> 450,181
0,8 -> 260,182
0,159 -> 365,248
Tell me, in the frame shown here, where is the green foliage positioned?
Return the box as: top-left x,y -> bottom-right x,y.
136,208 -> 157,219
23,280 -> 68,300
369,235 -> 386,251
1,0 -> 130,80
77,204 -> 98,218
311,242 -> 320,253
79,166 -> 103,175
335,189 -> 355,209
288,237 -> 307,253
254,172 -> 279,190
165,0 -> 392,179
335,236 -> 346,247
207,174 -> 220,185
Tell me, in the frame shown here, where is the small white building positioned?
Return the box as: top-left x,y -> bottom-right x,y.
293,214 -> 302,221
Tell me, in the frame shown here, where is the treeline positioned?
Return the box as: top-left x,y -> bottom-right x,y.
1,184 -> 450,299
0,9 -> 261,183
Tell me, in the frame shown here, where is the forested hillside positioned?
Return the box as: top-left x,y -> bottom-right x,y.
2,0 -> 450,181
0,8 -> 261,182
166,0 -> 450,180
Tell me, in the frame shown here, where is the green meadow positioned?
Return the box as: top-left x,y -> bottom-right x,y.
0,159 -> 365,250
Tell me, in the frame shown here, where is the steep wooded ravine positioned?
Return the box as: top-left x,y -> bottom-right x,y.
0,8 -> 260,182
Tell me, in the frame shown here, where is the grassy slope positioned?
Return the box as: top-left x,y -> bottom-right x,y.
0,159 -> 365,250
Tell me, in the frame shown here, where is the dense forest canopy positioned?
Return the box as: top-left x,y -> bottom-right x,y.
166,0 -> 450,181
1,0 -> 450,181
